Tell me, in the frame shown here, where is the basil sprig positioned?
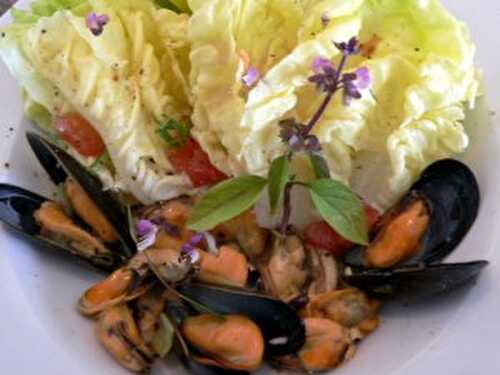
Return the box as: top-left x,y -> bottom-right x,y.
188,37 -> 372,244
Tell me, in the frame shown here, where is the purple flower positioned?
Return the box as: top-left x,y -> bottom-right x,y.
242,66 -> 261,87
312,56 -> 334,74
136,219 -> 158,251
334,36 -> 360,56
355,66 -> 371,89
136,219 -> 155,237
86,12 -> 109,36
321,13 -> 330,28
305,135 -> 321,152
278,119 -> 322,152
341,66 -> 372,105
181,232 -> 219,262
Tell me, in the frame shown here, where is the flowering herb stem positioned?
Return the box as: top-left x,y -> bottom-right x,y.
303,53 -> 348,136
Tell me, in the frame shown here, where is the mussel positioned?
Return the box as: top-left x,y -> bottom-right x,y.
96,303 -> 155,372
0,184 -> 117,270
274,318 -> 354,373
177,283 -> 306,357
165,298 -> 253,374
342,159 -> 488,299
26,132 -> 136,256
259,235 -> 338,303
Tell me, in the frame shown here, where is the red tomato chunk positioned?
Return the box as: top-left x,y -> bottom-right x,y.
303,204 -> 381,257
168,138 -> 227,188
54,114 -> 105,158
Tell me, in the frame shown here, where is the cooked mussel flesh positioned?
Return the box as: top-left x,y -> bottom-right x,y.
274,318 -> 354,373
78,248 -> 194,315
259,235 -> 337,303
301,288 -> 381,335
64,177 -> 119,243
96,304 -> 154,373
182,314 -> 264,371
213,210 -> 269,259
198,245 -> 249,288
177,283 -> 306,357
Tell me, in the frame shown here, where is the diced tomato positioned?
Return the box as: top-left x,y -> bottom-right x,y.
168,138 -> 227,188
54,114 -> 105,158
303,204 -> 381,257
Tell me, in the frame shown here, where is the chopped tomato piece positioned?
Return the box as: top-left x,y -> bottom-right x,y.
54,114 -> 105,158
303,204 -> 381,257
168,138 -> 227,188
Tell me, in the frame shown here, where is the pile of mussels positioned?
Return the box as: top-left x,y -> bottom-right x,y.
0,132 -> 488,374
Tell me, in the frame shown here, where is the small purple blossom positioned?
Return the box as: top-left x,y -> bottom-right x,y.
180,232 -> 219,263
86,12 -> 109,36
312,56 -> 334,74
136,219 -> 158,251
321,13 -> 330,28
355,66 -> 371,89
136,219 -> 155,237
279,119 -> 322,153
334,36 -> 360,56
341,66 -> 372,105
242,66 -> 261,87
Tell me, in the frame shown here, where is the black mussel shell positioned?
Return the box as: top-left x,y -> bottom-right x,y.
177,283 -> 306,357
26,132 -> 136,257
345,159 -> 480,268
343,261 -> 488,300
0,183 -> 116,271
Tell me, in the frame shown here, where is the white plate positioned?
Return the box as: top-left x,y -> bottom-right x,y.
1,1 -> 500,374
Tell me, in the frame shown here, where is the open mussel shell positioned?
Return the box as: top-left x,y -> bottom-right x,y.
26,132 -> 136,257
343,261 -> 489,300
177,283 -> 306,357
0,183 -> 116,271
345,159 -> 480,268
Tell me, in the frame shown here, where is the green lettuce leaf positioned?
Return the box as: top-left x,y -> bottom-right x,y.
0,0 -> 194,204
188,0 -> 479,208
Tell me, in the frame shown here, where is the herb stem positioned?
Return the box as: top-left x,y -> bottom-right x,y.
303,53 -> 348,136
280,182 -> 294,235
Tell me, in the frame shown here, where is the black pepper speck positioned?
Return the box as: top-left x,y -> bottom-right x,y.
4,163 -> 9,169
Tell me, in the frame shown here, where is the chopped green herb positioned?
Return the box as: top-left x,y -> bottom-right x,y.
157,119 -> 190,148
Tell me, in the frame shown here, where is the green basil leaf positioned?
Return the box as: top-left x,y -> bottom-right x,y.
309,179 -> 368,245
309,152 -> 330,179
268,155 -> 290,214
151,314 -> 175,358
187,176 -> 268,231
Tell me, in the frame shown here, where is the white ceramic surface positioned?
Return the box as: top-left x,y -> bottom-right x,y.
1,1 -> 500,374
